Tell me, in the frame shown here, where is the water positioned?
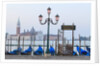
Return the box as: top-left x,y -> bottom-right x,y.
5,40 -> 90,53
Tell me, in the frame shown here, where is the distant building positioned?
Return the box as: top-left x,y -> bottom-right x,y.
80,36 -> 91,41
35,31 -> 43,41
6,18 -> 63,41
16,18 -> 20,35
74,36 -> 91,41
6,18 -> 43,41
44,34 -> 62,41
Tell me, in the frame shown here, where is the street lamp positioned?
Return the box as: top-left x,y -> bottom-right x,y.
39,7 -> 59,54
55,14 -> 59,21
47,7 -> 51,14
39,15 -> 43,22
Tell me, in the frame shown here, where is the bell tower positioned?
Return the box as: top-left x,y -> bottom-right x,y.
16,17 -> 20,35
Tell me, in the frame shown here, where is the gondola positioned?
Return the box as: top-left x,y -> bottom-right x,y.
86,46 -> 90,53
21,46 -> 32,55
76,46 -> 89,56
49,46 -> 55,55
34,46 -> 44,55
73,51 -> 77,56
6,47 -> 22,55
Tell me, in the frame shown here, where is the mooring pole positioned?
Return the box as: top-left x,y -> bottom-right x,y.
79,34 -> 81,55
72,23 -> 74,55
31,36 -> 33,56
62,23 -> 64,51
22,37 -> 24,51
10,36 -> 12,52
34,34 -> 36,46
18,35 -> 20,55
67,40 -> 69,44
55,39 -> 57,55
5,36 -> 7,52
51,41 -> 53,47
43,38 -> 45,54
57,29 -> 60,55
58,29 -> 60,45
84,40 -> 86,50
30,36 -> 32,46
33,34 -> 36,55
8,39 -> 10,52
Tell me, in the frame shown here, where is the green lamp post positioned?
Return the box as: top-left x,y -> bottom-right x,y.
39,7 -> 59,53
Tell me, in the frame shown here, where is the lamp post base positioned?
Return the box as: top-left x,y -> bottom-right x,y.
44,53 -> 51,57
46,50 -> 50,54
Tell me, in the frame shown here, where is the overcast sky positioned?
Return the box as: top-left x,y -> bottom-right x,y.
6,3 -> 91,39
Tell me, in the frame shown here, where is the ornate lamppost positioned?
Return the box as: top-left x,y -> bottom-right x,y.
39,7 -> 59,53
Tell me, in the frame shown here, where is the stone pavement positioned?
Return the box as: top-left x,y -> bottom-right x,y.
5,55 -> 90,60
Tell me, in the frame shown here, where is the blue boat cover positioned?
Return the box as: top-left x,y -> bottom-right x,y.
73,51 -> 77,56
77,46 -> 89,56
8,47 -> 22,54
86,46 -> 90,53
49,46 -> 55,55
21,46 -> 32,54
34,46 -> 43,55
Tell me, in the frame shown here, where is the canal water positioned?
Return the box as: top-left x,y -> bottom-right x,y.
5,40 -> 90,53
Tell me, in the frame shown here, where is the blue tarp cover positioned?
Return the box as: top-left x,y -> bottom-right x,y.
8,47 -> 22,54
21,46 -> 32,54
73,51 -> 77,55
34,46 -> 43,55
86,46 -> 90,55
49,46 -> 55,55
86,46 -> 90,53
77,46 -> 89,56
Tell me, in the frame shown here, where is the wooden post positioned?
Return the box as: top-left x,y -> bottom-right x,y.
64,38 -> 66,45
10,36 -> 12,52
79,34 -> 81,55
58,30 -> 60,54
67,40 -> 69,44
30,36 -> 32,46
57,29 -> 60,55
43,38 -> 45,54
18,35 -> 20,55
72,23 -> 74,55
33,34 -> 36,54
34,34 -> 36,47
58,29 -> 60,45
52,41 -> 53,47
31,36 -> 33,56
55,39 -> 57,55
5,37 -> 7,52
8,39 -> 10,52
62,23 -> 64,51
84,40 -> 86,50
30,36 -> 33,56
22,37 -> 24,51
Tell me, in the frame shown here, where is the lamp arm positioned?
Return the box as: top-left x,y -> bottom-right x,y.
51,19 -> 58,25
40,18 -> 48,25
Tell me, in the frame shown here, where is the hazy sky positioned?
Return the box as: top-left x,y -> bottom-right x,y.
6,3 -> 91,39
